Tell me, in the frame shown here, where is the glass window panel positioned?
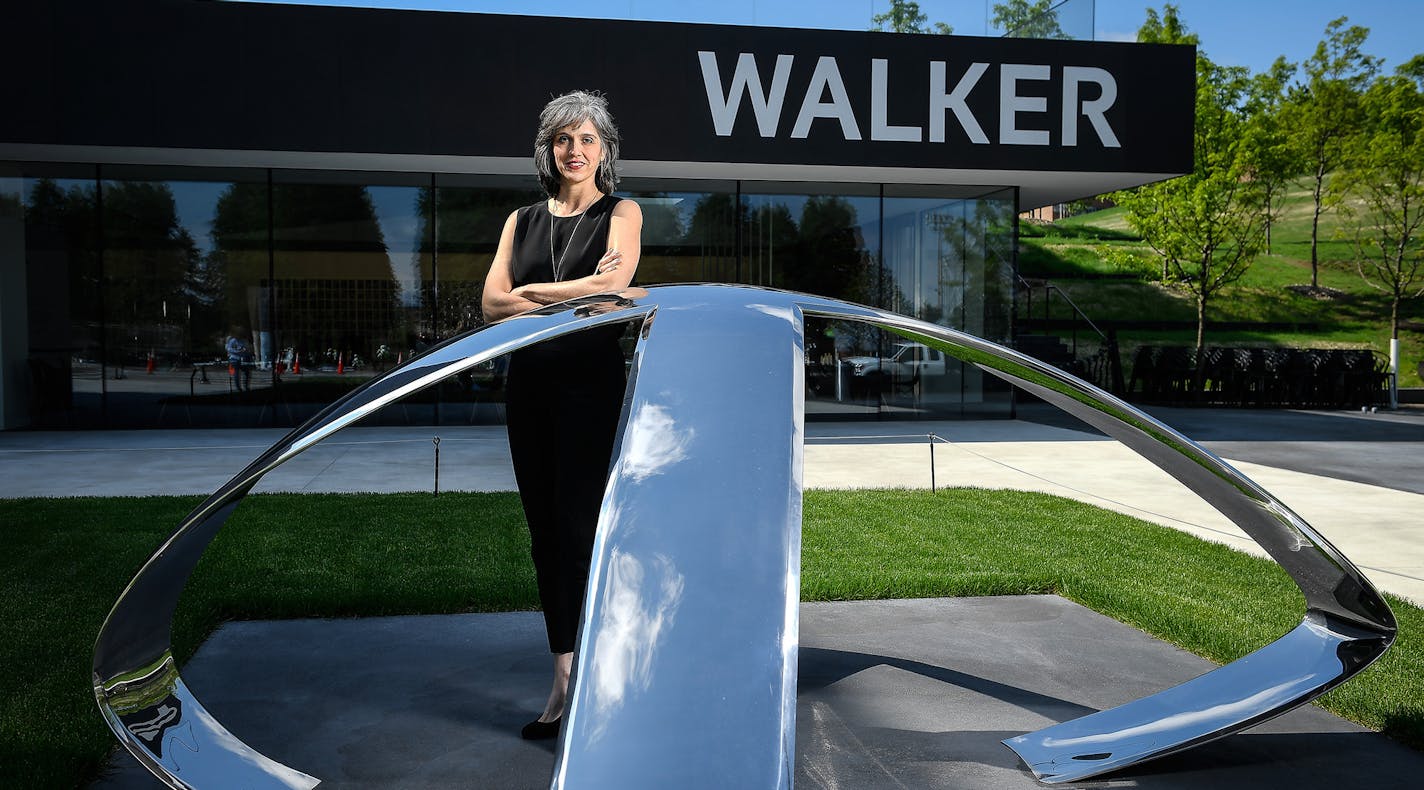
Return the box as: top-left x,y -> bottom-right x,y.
740,188 -> 880,297
740,187 -> 883,418
268,175 -> 429,424
430,177 -> 542,335
880,186 -> 1016,418
11,164 -> 1018,428
974,188 -> 1017,417
429,177 -> 543,425
95,174 -> 269,427
22,171 -> 101,427
619,179 -> 739,286
994,0 -> 1094,40
1052,0 -> 1096,41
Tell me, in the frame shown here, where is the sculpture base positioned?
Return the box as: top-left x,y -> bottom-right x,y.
92,597 -> 1420,789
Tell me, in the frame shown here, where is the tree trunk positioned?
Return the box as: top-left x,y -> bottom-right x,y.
1195,290 -> 1208,399
1310,165 -> 1325,289
1196,294 -> 1207,355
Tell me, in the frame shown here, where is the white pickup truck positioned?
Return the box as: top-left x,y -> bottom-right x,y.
843,342 -> 947,387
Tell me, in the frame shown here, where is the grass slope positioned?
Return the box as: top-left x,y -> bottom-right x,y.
1020,188 -> 1424,386
3,491 -> 1420,788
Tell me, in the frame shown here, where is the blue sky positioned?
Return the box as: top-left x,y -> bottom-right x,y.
248,0 -> 1422,76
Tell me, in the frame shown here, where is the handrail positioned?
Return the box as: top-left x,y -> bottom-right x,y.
1015,274 -> 1107,344
1014,275 -> 1123,394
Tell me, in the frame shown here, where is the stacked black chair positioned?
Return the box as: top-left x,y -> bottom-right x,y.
1125,345 -> 1387,408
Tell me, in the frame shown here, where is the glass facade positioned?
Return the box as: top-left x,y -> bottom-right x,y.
994,0 -> 1096,40
10,165 -> 1015,429
23,169 -> 101,427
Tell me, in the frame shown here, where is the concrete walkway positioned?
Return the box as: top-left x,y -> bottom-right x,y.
4,406 -> 1421,603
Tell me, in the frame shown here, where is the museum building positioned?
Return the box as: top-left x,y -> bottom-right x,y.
0,0 -> 1194,430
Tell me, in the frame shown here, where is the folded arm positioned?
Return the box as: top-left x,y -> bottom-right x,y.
512,200 -> 643,305
481,211 -> 544,322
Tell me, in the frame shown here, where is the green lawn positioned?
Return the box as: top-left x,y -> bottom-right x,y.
1019,186 -> 1424,387
3,491 -> 1421,788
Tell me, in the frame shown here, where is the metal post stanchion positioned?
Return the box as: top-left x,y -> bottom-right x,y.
928,432 -> 937,492
433,436 -> 441,496
1390,338 -> 1400,410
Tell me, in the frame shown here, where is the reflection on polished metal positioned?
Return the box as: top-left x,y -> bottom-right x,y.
95,285 -> 1395,787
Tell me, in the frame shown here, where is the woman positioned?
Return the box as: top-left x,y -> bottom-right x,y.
481,90 -> 642,740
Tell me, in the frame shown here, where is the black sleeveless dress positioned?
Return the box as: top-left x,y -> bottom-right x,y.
505,194 -> 627,654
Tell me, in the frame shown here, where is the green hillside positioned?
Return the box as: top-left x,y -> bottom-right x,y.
1019,185 -> 1423,388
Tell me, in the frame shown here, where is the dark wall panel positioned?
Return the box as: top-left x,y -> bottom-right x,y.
3,0 -> 1193,175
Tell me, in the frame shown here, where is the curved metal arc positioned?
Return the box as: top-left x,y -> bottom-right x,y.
93,294 -> 652,789
1007,615 -> 1390,783
93,283 -> 1396,788
799,296 -> 1389,624
794,293 -> 1394,783
554,288 -> 804,788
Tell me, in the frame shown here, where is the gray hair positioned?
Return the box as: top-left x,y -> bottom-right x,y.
533,90 -> 621,197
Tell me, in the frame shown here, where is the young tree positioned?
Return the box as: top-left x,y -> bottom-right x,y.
1282,17 -> 1381,289
992,0 -> 1066,39
870,0 -> 951,35
1242,56 -> 1300,253
1114,55 -> 1269,356
1135,4 -> 1198,47
1337,72 -> 1424,340
1398,54 -> 1424,90
1134,5 -> 1199,279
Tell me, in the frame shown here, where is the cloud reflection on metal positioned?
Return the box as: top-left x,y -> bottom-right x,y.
93,285 -> 1395,788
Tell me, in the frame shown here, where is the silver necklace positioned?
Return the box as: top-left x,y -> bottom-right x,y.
548,203 -> 589,282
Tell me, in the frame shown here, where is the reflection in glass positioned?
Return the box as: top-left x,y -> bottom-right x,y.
1051,0 -> 1097,41
994,0 -> 1095,40
619,180 -> 739,285
266,178 -> 420,424
11,169 -> 1018,427
740,189 -> 879,297
22,174 -> 100,427
879,188 -> 1016,417
424,178 -> 542,335
425,177 -> 543,424
102,178 -> 211,422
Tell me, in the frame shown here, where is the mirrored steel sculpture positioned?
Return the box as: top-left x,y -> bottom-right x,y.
95,284 -> 1396,788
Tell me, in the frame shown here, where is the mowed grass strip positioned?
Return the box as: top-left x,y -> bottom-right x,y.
3,490 -> 1421,788
1,493 -> 538,789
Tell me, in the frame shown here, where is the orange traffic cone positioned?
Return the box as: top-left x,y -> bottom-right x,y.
292,353 -> 301,375
146,351 -> 156,375
337,353 -> 345,375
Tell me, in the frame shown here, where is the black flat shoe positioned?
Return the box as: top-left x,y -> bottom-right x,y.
520,716 -> 562,740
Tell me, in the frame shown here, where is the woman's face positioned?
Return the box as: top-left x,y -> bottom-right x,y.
552,119 -> 603,188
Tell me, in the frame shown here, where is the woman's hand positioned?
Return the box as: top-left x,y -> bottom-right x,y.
596,248 -> 623,275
